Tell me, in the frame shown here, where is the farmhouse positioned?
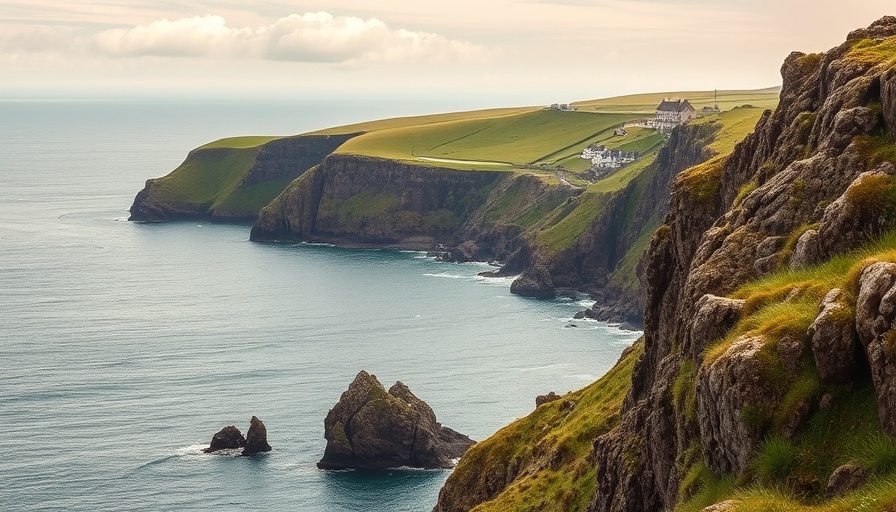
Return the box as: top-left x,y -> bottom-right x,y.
654,99 -> 697,131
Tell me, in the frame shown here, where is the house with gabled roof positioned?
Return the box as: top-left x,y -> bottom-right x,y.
654,99 -> 698,131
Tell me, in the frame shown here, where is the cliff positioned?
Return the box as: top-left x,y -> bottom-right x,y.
592,17 -> 896,511
129,133 -> 357,222
435,16 -> 896,511
249,121 -> 748,324
250,154 -> 511,248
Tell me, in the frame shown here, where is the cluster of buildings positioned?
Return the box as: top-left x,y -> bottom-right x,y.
580,144 -> 641,171
572,97 -> 718,178
548,103 -> 575,111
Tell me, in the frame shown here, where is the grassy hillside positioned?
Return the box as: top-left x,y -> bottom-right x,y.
677,230 -> 896,512
332,109 -> 641,170
438,340 -> 643,512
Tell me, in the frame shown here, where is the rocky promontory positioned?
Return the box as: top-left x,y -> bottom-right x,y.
317,371 -> 474,470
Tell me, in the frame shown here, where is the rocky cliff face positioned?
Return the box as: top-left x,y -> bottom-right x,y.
591,17 -> 896,511
251,154 -> 508,248
129,133 -> 355,222
557,121 -> 721,325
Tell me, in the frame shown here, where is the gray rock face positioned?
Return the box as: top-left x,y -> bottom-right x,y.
510,264 -> 556,299
318,371 -> 474,470
590,17 -> 896,512
817,166 -> 896,259
856,262 -> 896,435
826,463 -> 869,497
808,288 -> 859,384
790,229 -> 820,269
242,416 -> 272,456
696,336 -> 782,475
689,295 -> 745,361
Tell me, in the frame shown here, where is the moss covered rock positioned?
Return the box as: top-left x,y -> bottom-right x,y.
317,371 -> 474,470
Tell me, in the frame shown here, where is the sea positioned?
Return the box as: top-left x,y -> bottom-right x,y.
0,98 -> 641,511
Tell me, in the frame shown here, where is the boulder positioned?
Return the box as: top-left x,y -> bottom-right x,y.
856,262 -> 896,435
242,416 -> 272,456
807,288 -> 859,384
702,501 -> 741,512
826,463 -> 869,497
696,335 -> 784,475
536,391 -> 561,407
510,264 -> 556,299
317,371 -> 475,470
817,166 -> 896,259
204,425 -> 245,453
689,294 -> 745,360
789,229 -> 820,269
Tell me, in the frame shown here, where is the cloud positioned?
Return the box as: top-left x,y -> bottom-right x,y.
91,12 -> 487,64
94,15 -> 249,58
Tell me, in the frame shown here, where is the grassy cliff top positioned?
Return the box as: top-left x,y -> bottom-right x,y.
190,89 -> 779,168
573,88 -> 781,114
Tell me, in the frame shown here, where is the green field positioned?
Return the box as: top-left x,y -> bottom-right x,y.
332,109 -> 642,170
574,88 -> 780,114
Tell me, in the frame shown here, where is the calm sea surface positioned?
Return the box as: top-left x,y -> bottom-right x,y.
0,100 -> 640,511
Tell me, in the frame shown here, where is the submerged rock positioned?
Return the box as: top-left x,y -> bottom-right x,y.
317,371 -> 475,470
204,425 -> 246,453
242,416 -> 272,456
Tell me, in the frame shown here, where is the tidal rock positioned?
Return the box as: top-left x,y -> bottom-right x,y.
317,371 -> 475,470
510,264 -> 556,299
242,415 -> 272,456
204,425 -> 245,453
826,463 -> 869,497
808,288 -> 859,384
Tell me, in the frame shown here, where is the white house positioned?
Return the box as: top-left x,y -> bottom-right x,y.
654,99 -> 698,131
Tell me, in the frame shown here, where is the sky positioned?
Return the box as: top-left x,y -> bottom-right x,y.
0,1 -> 890,105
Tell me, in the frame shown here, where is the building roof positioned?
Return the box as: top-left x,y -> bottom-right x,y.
656,99 -> 696,113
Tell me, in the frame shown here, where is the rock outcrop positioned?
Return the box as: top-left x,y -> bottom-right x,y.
242,416 -> 272,456
204,425 -> 246,453
589,16 -> 896,512
509,264 -> 556,299
317,371 -> 474,470
203,417 -> 271,456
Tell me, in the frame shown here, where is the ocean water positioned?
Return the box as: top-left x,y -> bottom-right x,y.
0,100 -> 640,511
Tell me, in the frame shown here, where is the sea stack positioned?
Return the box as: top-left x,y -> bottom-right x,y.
203,425 -> 246,453
242,416 -> 272,456
317,371 -> 475,470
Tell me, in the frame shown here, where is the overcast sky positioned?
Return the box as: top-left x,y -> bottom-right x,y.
0,1 -> 889,104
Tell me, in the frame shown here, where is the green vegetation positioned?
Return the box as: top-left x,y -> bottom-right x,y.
445,340 -> 643,512
334,109 -> 640,170
149,146 -> 261,215
678,229 -> 896,511
677,155 -> 726,204
848,37 -> 896,68
573,88 -> 780,114
197,135 -> 280,150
